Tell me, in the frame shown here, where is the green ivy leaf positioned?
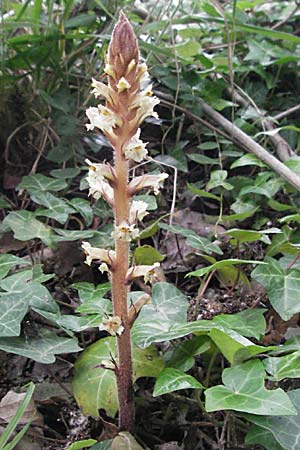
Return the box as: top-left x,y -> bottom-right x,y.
0,332 -> 81,363
0,293 -> 29,337
73,337 -> 164,417
0,254 -> 30,281
245,425 -> 283,450
252,256 -> 300,320
206,170 -> 233,191
264,352 -> 300,381
244,389 -> 300,450
134,245 -> 164,265
159,223 -> 223,255
2,211 -> 53,246
153,368 -> 203,397
165,335 -> 211,372
32,191 -> 75,224
66,439 -> 97,450
68,198 -> 93,226
188,259 -> 265,278
212,309 -> 266,340
209,327 -> 275,365
50,168 -> 81,179
205,360 -> 296,415
17,174 -> 67,192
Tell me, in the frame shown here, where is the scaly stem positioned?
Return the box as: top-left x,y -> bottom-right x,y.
111,141 -> 135,432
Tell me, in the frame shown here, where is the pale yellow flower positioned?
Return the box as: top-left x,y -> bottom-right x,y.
99,316 -> 124,336
129,173 -> 168,195
82,241 -> 116,266
104,62 -> 115,78
117,77 -> 131,93
131,85 -> 160,124
126,263 -> 160,284
129,200 -> 149,223
91,78 -> 117,104
111,221 -> 139,242
123,129 -> 148,162
86,105 -> 121,134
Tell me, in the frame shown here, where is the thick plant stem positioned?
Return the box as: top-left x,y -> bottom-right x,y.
111,142 -> 135,432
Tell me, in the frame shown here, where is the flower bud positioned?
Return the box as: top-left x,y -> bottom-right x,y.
108,11 -> 139,78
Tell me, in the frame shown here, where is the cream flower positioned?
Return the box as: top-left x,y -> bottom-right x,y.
111,221 -> 140,242
104,62 -> 115,78
129,200 -> 149,223
82,241 -> 116,266
117,77 -> 131,93
86,158 -> 115,184
86,105 -> 121,134
87,177 -> 114,203
91,78 -> 117,104
91,79 -> 110,98
123,129 -> 148,162
126,59 -> 137,75
99,262 -> 109,274
138,62 -> 151,87
126,263 -> 160,284
130,85 -> 160,124
99,316 -> 124,336
129,173 -> 168,195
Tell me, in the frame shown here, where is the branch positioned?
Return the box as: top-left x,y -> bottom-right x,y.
228,86 -> 295,161
159,95 -> 300,191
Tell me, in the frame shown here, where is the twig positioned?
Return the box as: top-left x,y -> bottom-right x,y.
274,104 -> 300,121
227,84 -> 295,161
159,97 -> 300,191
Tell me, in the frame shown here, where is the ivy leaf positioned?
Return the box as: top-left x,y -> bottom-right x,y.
209,327 -> 275,365
252,256 -> 300,320
188,259 -> 265,278
0,293 -> 29,337
245,425 -> 284,450
32,191 -> 75,224
244,389 -> 300,450
2,211 -> 53,246
68,198 -> 93,226
0,333 -> 81,363
205,360 -> 296,415
52,229 -> 96,242
73,337 -> 164,417
212,309 -> 266,340
90,441 -> 112,450
66,440 -> 97,450
206,170 -> 233,191
264,352 -> 300,381
165,335 -> 211,372
132,282 -> 189,348
17,174 -> 67,192
159,223 -> 222,255
0,254 -> 30,281
134,245 -> 164,265
153,368 -> 203,397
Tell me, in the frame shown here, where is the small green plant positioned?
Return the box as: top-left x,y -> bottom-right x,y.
0,383 -> 35,450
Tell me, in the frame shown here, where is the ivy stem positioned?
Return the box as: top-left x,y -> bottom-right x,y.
111,139 -> 135,432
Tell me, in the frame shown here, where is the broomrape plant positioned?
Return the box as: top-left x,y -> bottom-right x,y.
82,12 -> 167,432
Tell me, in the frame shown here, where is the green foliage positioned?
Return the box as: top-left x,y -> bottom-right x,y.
73,337 -> 164,417
153,368 -> 203,397
245,390 -> 300,450
0,382 -> 35,450
205,360 -> 296,415
3,0 -> 300,447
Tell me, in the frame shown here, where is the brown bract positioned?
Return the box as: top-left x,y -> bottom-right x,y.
108,11 -> 139,80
